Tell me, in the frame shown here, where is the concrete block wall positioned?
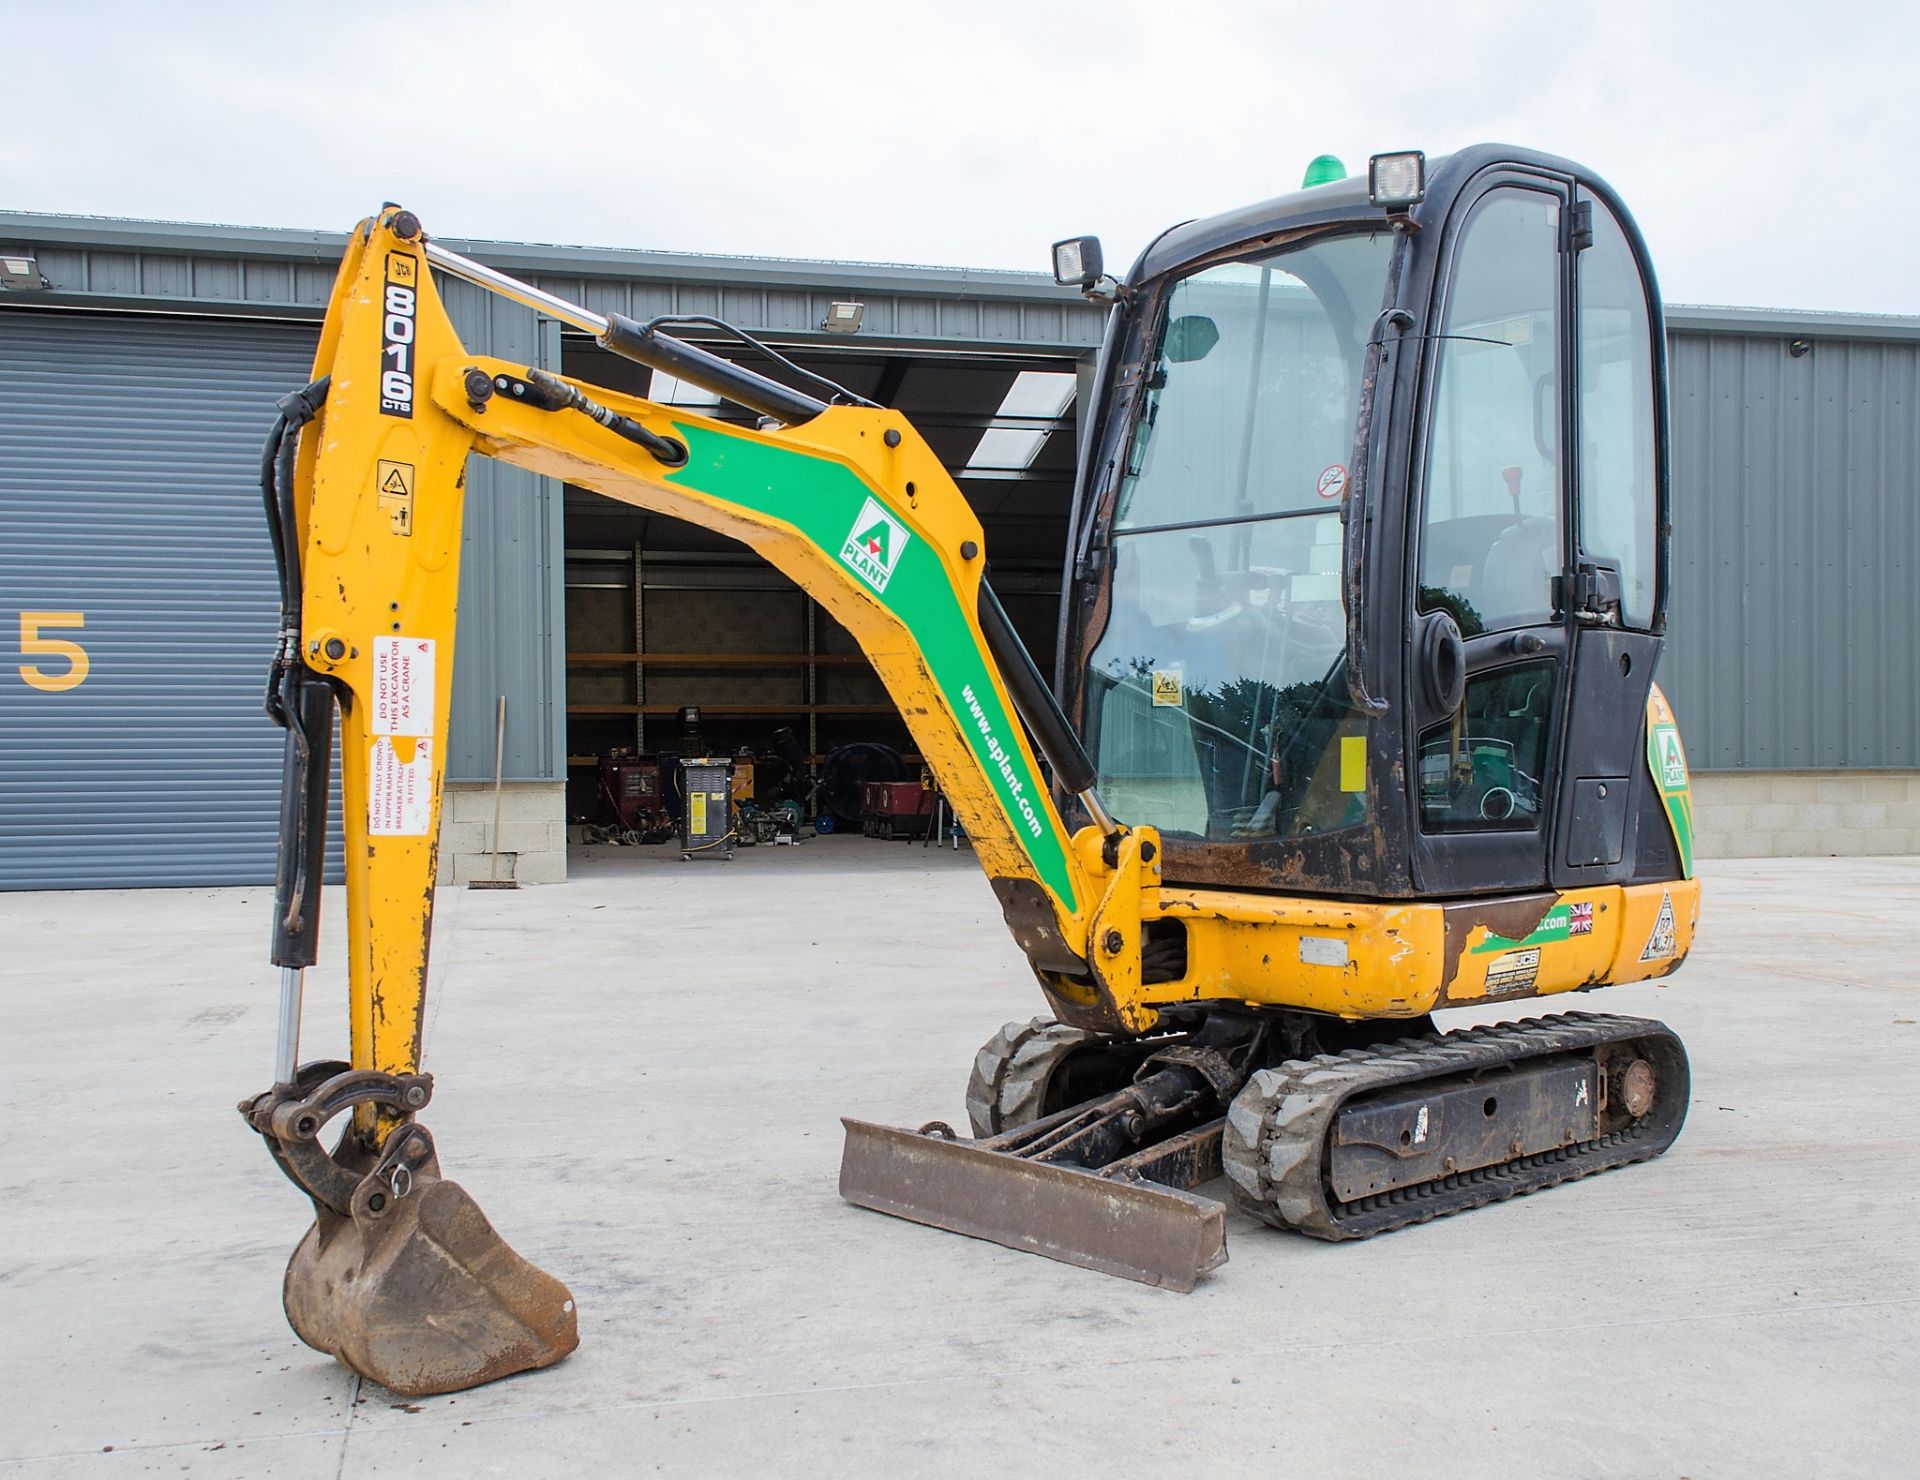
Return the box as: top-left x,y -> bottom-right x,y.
1692,771 -> 1920,859
437,781 -> 568,884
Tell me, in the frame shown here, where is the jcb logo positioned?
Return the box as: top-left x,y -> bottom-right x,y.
380,252 -> 417,418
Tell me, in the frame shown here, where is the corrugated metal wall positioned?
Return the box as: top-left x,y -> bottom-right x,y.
0,310 -> 323,887
437,281 -> 564,783
0,294 -> 557,890
1663,330 -> 1920,769
0,215 -> 1105,355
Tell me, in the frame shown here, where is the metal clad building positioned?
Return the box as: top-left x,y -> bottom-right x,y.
0,310 -> 320,887
1,211 -> 1915,888
1663,309 -> 1920,770
0,213 -> 1104,887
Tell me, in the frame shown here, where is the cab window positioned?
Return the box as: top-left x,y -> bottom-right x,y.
1419,188 -> 1564,636
1577,198 -> 1658,629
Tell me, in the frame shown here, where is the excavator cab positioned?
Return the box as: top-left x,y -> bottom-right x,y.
239,144 -> 1697,1397
842,146 -> 1694,1279
1055,145 -> 1684,903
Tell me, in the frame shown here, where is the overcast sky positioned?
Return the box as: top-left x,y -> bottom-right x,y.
6,0 -> 1917,314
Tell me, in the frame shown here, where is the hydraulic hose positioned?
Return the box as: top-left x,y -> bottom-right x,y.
260,376 -> 330,722
256,377 -> 334,968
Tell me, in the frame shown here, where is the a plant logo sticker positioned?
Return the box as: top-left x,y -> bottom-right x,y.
840,496 -> 910,594
1654,727 -> 1688,789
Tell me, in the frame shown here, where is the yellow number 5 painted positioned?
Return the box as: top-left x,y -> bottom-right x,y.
20,611 -> 91,692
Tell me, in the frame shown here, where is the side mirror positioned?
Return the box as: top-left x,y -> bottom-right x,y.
1051,236 -> 1104,289
1162,314 -> 1220,364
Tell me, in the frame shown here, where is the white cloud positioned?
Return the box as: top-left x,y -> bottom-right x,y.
4,0 -> 1916,312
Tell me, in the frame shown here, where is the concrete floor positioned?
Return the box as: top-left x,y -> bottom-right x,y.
2,842 -> 1916,1478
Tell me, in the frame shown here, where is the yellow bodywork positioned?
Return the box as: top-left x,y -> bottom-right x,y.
1051,817 -> 1698,1032
292,210 -> 1698,1122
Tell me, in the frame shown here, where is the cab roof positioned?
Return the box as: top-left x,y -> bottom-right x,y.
1129,143 -> 1597,286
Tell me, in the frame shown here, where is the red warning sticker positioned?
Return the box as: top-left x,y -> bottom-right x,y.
371,635 -> 435,736
369,736 -> 433,836
1316,464 -> 1349,500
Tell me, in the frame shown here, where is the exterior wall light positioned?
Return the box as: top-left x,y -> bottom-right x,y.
1,252 -> 48,290
822,301 -> 864,334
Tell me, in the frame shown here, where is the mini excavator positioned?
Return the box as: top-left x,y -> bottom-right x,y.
242,144 -> 1699,1396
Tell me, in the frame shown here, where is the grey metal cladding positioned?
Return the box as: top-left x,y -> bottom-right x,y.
1663,330 -> 1920,769
0,211 -> 1103,350
437,279 -> 565,782
8,211 -> 1919,781
0,310 -> 328,888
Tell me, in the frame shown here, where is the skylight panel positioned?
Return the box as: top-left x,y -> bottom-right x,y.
963,371 -> 1075,471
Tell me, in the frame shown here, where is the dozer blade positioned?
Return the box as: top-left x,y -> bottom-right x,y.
839,1118 -> 1227,1291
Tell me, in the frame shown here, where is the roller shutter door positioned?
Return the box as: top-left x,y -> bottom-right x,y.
0,310 -> 323,888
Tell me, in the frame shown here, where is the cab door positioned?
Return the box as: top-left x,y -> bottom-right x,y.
1545,186 -> 1666,888
1406,173 -> 1575,895
1405,172 -> 1669,897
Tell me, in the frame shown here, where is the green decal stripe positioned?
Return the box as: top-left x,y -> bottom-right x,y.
1471,904 -> 1573,954
663,423 -> 1079,909
1646,720 -> 1695,879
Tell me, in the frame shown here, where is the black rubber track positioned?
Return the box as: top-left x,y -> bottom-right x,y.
1221,1012 -> 1690,1240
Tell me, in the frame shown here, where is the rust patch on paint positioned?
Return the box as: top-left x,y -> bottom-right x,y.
1438,892 -> 1559,999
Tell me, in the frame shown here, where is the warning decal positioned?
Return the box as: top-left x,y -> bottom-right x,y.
371,636 -> 435,737
1640,890 -> 1678,962
376,459 -> 415,536
1151,668 -> 1183,707
1316,463 -> 1349,500
369,736 -> 433,836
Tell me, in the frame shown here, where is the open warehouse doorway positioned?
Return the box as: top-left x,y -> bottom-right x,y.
558,334 -> 1085,836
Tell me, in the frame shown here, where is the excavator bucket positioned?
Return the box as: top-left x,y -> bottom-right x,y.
839,1117 -> 1228,1291
280,1136 -> 578,1398
243,1069 -> 577,1397
284,1175 -> 577,1397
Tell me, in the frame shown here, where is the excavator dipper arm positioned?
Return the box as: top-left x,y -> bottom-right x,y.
241,207 -> 1122,1394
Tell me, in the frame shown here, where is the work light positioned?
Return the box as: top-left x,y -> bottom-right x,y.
1368,151 -> 1427,210
1051,236 -> 1103,289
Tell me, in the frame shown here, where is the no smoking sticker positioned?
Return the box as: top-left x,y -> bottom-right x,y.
1316,464 -> 1349,500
